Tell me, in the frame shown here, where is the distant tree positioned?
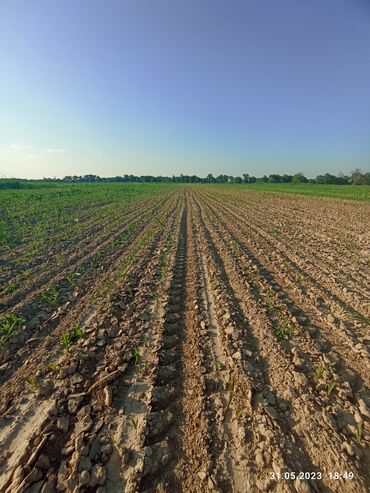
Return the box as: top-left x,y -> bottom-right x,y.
292,172 -> 308,183
234,176 -> 242,184
351,169 -> 366,185
268,174 -> 283,183
242,173 -> 250,183
281,174 -> 293,183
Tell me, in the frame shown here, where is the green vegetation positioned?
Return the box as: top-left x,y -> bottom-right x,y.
314,366 -> 325,380
27,376 -> 39,390
238,183 -> 370,201
41,286 -> 59,303
354,422 -> 363,443
276,320 -> 296,339
0,314 -> 24,348
61,323 -> 85,350
325,381 -> 336,396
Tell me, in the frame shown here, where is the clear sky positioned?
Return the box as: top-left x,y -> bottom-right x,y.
0,0 -> 369,179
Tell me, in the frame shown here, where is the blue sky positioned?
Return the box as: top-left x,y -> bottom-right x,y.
0,0 -> 369,178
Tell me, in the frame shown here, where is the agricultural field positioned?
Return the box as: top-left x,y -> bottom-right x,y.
0,183 -> 369,493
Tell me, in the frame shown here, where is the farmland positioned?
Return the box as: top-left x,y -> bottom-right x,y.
0,183 -> 369,493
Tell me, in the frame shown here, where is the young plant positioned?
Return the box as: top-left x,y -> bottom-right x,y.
315,366 -> 325,380
270,228 -> 280,238
65,274 -> 74,286
354,422 -> 363,443
265,295 -> 274,311
131,347 -> 141,367
276,320 -> 296,340
130,417 -> 140,435
61,323 -> 85,350
0,313 -> 24,348
41,286 -> 59,303
225,374 -> 235,414
4,282 -> 19,295
325,381 -> 336,397
27,376 -> 39,391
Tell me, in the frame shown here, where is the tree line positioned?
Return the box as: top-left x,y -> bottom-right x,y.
1,169 -> 369,189
59,169 -> 370,184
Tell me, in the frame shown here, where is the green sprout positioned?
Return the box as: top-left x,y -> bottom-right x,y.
41,286 -> 59,303
65,274 -> 74,286
131,347 -> 141,366
265,295 -> 274,311
354,422 -> 363,443
315,366 -> 325,379
0,313 -> 24,348
3,282 -> 19,295
130,417 -> 140,435
61,323 -> 85,350
276,320 -> 296,340
225,374 -> 235,414
325,381 -> 336,397
27,376 -> 39,390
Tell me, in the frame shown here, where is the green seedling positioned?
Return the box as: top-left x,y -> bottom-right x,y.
41,286 -> 59,303
137,360 -> 149,375
233,404 -> 246,422
215,359 -> 224,371
21,269 -> 32,279
130,417 -> 140,435
61,323 -> 85,350
315,366 -> 325,380
149,291 -> 159,300
4,282 -> 19,295
225,374 -> 235,414
55,254 -> 64,265
265,295 -> 274,311
27,376 -> 39,390
0,313 -> 24,348
47,363 -> 60,372
270,228 -> 280,238
131,347 -> 141,367
276,320 -> 296,340
354,422 -> 363,443
65,274 -> 74,285
325,381 -> 336,397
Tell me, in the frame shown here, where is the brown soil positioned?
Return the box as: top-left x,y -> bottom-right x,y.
0,186 -> 369,493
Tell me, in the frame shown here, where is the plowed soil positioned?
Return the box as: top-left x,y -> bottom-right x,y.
0,185 -> 369,493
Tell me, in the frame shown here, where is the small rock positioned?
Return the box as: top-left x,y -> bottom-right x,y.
57,416 -> 70,433
104,386 -> 112,407
41,476 -> 57,493
70,373 -> 84,385
79,470 -> 91,486
265,406 -> 279,420
107,325 -> 119,338
90,463 -> 106,487
358,399 -> 370,419
36,454 -> 50,470
197,471 -> 207,481
294,477 -> 311,493
67,394 -> 84,413
343,441 -> 354,456
326,314 -> 335,324
232,351 -> 242,361
78,455 -> 92,472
